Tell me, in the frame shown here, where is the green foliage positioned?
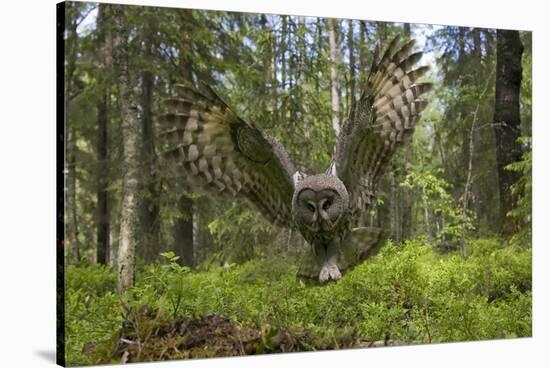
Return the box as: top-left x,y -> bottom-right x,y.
207,202 -> 277,264
401,168 -> 475,240
65,264 -> 117,296
506,137 -> 532,245
137,251 -> 191,318
66,238 -> 531,365
65,265 -> 122,365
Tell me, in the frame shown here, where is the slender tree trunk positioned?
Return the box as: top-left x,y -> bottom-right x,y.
328,18 -> 341,137
96,93 -> 110,264
359,20 -> 367,90
493,30 -> 523,234
138,15 -> 161,264
400,22 -> 413,240
471,27 -> 485,231
390,169 -> 399,240
288,18 -> 295,92
109,223 -> 119,269
171,8 -> 196,269
347,19 -> 356,114
403,23 -> 411,39
113,6 -> 141,292
473,28 -> 482,61
281,16 -> 287,93
271,18 -> 279,123
65,133 -> 79,263
423,188 -> 432,241
462,115 -> 476,255
376,22 -> 387,44
138,66 -> 161,263
260,15 -> 273,100
314,18 -> 323,94
96,4 -> 110,265
64,3 -> 79,263
298,16 -> 306,82
461,68 -> 493,250
173,196 -> 195,268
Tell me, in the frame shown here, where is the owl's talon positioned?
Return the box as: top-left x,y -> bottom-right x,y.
319,262 -> 341,283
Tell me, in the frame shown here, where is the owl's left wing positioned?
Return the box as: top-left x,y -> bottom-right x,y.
158,84 -> 297,227
333,35 -> 432,220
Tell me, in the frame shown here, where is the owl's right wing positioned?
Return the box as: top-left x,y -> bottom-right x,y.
158,84 -> 297,227
332,35 -> 431,220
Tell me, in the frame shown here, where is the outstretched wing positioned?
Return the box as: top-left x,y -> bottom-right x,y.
333,35 -> 431,221
158,84 -> 297,227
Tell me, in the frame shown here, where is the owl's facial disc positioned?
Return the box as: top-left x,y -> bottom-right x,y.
296,188 -> 343,231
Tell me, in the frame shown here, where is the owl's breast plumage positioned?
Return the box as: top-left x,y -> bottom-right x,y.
298,209 -> 351,246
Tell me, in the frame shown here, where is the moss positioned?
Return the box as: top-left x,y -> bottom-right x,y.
65,238 -> 532,366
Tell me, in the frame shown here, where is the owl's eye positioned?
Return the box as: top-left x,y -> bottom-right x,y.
322,199 -> 333,210
306,203 -> 316,212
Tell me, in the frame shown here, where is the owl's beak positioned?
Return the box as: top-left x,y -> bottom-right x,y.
319,209 -> 333,231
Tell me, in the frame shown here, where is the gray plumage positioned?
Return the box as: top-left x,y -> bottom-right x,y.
159,35 -> 431,283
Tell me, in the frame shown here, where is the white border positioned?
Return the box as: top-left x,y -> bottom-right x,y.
1,0 -> 547,367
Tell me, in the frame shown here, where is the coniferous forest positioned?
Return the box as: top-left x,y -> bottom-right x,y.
60,2 -> 532,366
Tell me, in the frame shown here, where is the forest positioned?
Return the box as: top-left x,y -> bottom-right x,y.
60,2 -> 532,366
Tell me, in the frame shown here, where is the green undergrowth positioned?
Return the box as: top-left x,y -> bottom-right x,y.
65,238 -> 531,365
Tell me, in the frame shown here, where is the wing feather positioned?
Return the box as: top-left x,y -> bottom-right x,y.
158,84 -> 296,227
334,35 -> 431,222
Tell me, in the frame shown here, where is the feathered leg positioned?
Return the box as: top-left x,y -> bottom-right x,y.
318,238 -> 342,282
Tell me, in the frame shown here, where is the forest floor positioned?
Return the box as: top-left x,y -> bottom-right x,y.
65,238 -> 531,366
85,309 -> 404,364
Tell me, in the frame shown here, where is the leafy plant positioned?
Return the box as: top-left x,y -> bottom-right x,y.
401,168 -> 475,241
506,137 -> 532,245
66,238 -> 531,365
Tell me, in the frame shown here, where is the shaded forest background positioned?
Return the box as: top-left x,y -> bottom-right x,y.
63,2 -> 531,276
61,2 -> 532,365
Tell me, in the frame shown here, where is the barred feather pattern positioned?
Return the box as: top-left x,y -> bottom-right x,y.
158,84 -> 296,227
334,35 -> 432,221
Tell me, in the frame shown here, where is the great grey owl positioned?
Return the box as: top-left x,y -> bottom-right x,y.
158,35 -> 431,282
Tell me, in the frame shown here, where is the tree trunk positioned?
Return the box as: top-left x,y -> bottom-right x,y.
298,16 -> 306,82
96,93 -> 109,264
376,22 -> 387,44
403,23 -> 411,39
138,17 -> 161,264
347,19 -> 356,114
423,188 -> 432,241
171,8 -> 196,269
96,4 -> 110,265
328,18 -> 341,137
359,20 -> 367,90
473,28 -> 482,61
138,69 -> 161,263
493,29 -> 523,234
109,223 -> 119,269
173,196 -> 195,268
314,18 -> 323,94
400,23 -> 413,240
281,16 -> 287,93
113,6 -> 141,292
390,169 -> 399,241
64,2 -> 79,263
65,133 -> 79,263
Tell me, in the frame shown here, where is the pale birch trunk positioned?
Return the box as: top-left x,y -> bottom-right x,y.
64,3 -> 79,263
328,19 -> 341,137
113,6 -> 141,292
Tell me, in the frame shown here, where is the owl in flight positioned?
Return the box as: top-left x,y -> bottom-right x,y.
159,34 -> 431,282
